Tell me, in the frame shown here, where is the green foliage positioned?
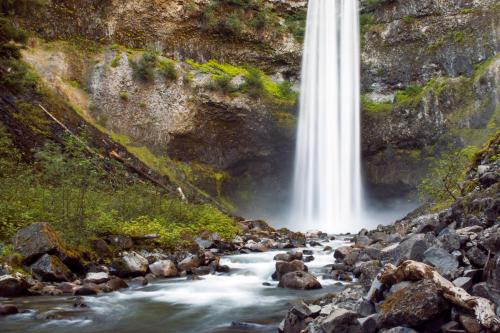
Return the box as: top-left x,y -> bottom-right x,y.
213,73 -> 235,93
131,47 -> 159,82
110,54 -> 121,68
284,10 -> 306,42
158,59 -> 178,81
0,129 -> 238,248
243,67 -> 264,97
0,0 -> 47,16
418,146 -> 480,207
119,90 -> 129,101
224,13 -> 243,34
361,95 -> 393,114
360,13 -> 375,33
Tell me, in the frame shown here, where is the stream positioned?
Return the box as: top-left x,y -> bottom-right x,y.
0,238 -> 349,333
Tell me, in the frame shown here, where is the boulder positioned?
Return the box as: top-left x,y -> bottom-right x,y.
437,229 -> 462,252
274,260 -> 307,280
357,314 -> 378,333
278,271 -> 322,290
178,255 -> 201,273
12,223 -> 67,264
379,279 -> 448,328
334,246 -> 353,260
106,235 -> 134,250
0,274 -> 29,297
149,260 -> 178,278
452,277 -> 473,291
0,304 -> 18,316
353,261 -> 382,291
57,282 -> 77,293
304,255 -> 315,262
112,252 -> 149,277
423,247 -> 459,280
379,327 -> 419,333
74,285 -> 99,295
274,251 -> 303,262
192,266 -> 212,276
321,308 -> 360,333
459,314 -> 481,333
465,246 -> 488,268
106,277 -> 129,291
84,272 -> 110,284
245,240 -> 268,252
92,239 -> 113,258
383,233 -> 430,265
30,254 -> 73,282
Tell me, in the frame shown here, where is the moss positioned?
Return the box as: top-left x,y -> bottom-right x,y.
110,54 -> 121,68
360,13 -> 375,33
473,55 -> 499,81
361,95 -> 393,114
119,90 -> 129,101
460,8 -> 475,14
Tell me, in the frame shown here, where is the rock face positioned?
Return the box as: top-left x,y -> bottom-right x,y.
278,271 -> 321,290
30,254 -> 73,282
379,280 -> 449,328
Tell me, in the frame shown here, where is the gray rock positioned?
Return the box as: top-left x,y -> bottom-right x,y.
355,298 -> 375,316
423,247 -> 459,280
321,308 -> 360,333
278,271 -> 321,290
274,250 -> 303,262
334,246 -> 353,260
0,304 -> 19,316
384,233 -> 430,265
178,255 -> 201,273
149,260 -> 177,278
353,261 -> 382,291
440,321 -> 462,333
192,266 -> 212,276
84,272 -> 110,284
30,254 -> 73,282
452,277 -> 473,291
472,282 -> 500,307
437,229 -> 462,252
74,285 -> 99,295
466,246 -> 488,268
106,235 -> 134,250
379,327 -> 419,333
112,252 -> 149,277
105,277 -> 128,291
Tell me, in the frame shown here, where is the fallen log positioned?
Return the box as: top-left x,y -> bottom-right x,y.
379,260 -> 500,332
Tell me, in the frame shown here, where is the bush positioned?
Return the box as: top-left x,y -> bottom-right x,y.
224,13 -> 243,34
158,59 -> 177,81
119,90 -> 129,100
131,47 -> 159,82
244,67 -> 264,97
213,73 -> 234,93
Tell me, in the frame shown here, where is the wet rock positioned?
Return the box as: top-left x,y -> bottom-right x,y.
30,254 -> 73,282
72,296 -> 87,308
355,299 -> 375,317
320,308 -> 360,333
304,255 -> 315,262
57,282 -> 77,293
149,260 -> 178,278
84,272 -> 110,284
178,255 -> 201,273
12,223 -> 71,265
278,271 -> 322,290
216,264 -> 230,273
354,235 -> 372,247
192,266 -> 212,276
262,282 -> 272,286
423,247 -> 459,280
353,260 -> 382,291
245,240 -> 268,252
112,251 -> 149,277
106,235 -> 134,250
106,277 -> 128,291
0,304 -> 19,316
274,250 -> 303,262
186,274 -> 203,281
326,270 -> 352,282
323,246 -> 333,252
74,285 -> 99,295
343,249 -> 360,266
0,274 -> 29,297
303,249 -> 313,255
379,327 -> 419,333
309,240 -> 322,247
379,279 -> 448,328
274,260 -> 307,280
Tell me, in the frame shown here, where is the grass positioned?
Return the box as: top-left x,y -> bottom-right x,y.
361,95 -> 393,114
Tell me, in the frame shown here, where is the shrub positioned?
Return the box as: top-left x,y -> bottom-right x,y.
110,54 -> 121,68
158,59 -> 178,81
119,90 -> 129,100
224,13 -> 243,34
244,67 -> 264,97
213,73 -> 234,93
131,47 -> 159,82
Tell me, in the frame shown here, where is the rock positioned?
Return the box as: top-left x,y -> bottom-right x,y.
379,327 -> 419,333
323,246 -> 333,252
478,172 -> 499,188
334,246 -> 353,260
471,282 -> 500,306
309,240 -> 322,247
303,249 -> 313,255
245,240 -> 268,252
355,235 -> 372,247
106,235 -> 134,250
383,233 -> 430,265
92,239 -> 113,258
57,282 -> 77,293
304,255 -> 315,262
0,304 -> 19,316
353,260 -> 382,291
343,250 -> 360,266
379,279 -> 448,328
74,285 -> 99,296
423,247 -> 459,280
357,314 -> 378,333
84,272 -> 110,284
30,254 -> 73,282
0,274 -> 29,297
278,271 -> 322,290
12,223 -> 66,264
178,255 -> 201,273
413,213 -> 443,234
149,260 -> 178,278
274,260 -> 307,280
321,308 -> 360,333
112,252 -> 149,277
72,296 -> 87,308
274,250 -> 303,262
465,246 -> 487,268
437,229 -> 462,252
192,266 -> 212,276
441,321 -> 462,333
355,298 -> 375,316
262,282 -> 272,286
452,277 -> 473,291
458,314 -> 481,333
216,265 -> 230,273
106,277 -> 128,291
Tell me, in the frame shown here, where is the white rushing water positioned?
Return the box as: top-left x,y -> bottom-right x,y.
291,0 -> 363,233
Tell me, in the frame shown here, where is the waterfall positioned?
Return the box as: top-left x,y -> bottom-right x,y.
291,0 -> 363,233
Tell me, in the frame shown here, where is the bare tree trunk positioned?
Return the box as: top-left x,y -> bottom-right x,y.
379,260 -> 500,332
